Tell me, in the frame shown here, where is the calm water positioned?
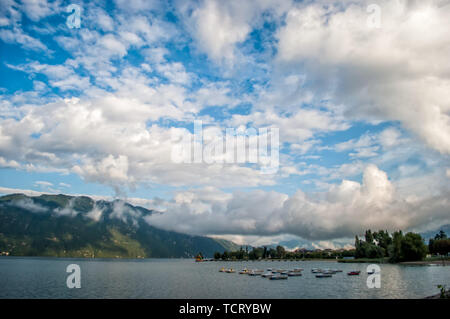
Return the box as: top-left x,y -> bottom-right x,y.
0,257 -> 448,298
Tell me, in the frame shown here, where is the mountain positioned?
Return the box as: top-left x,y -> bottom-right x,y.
0,193 -> 236,258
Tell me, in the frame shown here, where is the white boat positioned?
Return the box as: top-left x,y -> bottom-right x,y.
311,268 -> 322,273
287,272 -> 302,276
261,272 -> 273,278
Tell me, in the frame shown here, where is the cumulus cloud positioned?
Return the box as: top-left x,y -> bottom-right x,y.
145,165 -> 450,240
178,0 -> 290,64
276,0 -> 450,154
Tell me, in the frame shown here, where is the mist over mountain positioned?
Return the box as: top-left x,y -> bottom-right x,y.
0,194 -> 238,258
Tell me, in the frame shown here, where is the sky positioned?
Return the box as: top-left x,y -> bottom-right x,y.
0,0 -> 449,249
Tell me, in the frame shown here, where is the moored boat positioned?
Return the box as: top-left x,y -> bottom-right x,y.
287,272 -> 302,276
316,273 -> 332,278
347,271 -> 361,276
322,269 -> 337,274
270,274 -> 288,280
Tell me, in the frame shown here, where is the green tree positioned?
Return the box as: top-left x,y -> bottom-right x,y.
388,230 -> 403,262
268,248 -> 277,258
400,232 -> 427,261
435,230 -> 447,240
214,251 -> 221,260
365,230 -> 374,244
222,251 -> 229,260
276,245 -> 286,259
374,230 -> 392,251
431,239 -> 450,255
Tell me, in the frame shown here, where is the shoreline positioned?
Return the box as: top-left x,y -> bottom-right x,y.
400,260 -> 448,266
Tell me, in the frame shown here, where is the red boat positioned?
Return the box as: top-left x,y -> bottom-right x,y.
347,271 -> 361,276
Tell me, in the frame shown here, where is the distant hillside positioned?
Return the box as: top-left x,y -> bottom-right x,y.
0,193 -> 235,258
211,238 -> 241,252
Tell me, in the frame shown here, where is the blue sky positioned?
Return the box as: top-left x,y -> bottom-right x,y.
0,0 -> 449,248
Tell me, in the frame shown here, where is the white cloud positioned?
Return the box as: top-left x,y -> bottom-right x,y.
0,95 -> 276,190
0,27 -> 49,52
85,204 -> 104,222
11,198 -> 48,213
276,0 -> 450,154
34,181 -> 53,187
180,0 -> 290,64
145,165 -> 450,240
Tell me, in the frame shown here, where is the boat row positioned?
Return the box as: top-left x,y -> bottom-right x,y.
220,267 -> 362,279
219,267 -> 236,273
220,267 -> 304,279
311,268 -> 362,278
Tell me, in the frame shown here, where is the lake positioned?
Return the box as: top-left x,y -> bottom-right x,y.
0,257 -> 448,298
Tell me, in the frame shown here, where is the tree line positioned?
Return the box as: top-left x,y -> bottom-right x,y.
428,230 -> 450,256
355,229 -> 449,262
213,245 -> 354,261
209,229 -> 449,263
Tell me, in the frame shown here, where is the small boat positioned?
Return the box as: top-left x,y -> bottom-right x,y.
367,270 -> 375,275
261,272 -> 273,278
239,269 -> 249,274
219,267 -> 225,272
311,268 -> 322,273
347,271 -> 361,276
287,272 -> 302,276
270,274 -> 288,280
226,268 -> 236,273
293,268 -> 303,272
322,270 -> 337,275
316,274 -> 332,278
